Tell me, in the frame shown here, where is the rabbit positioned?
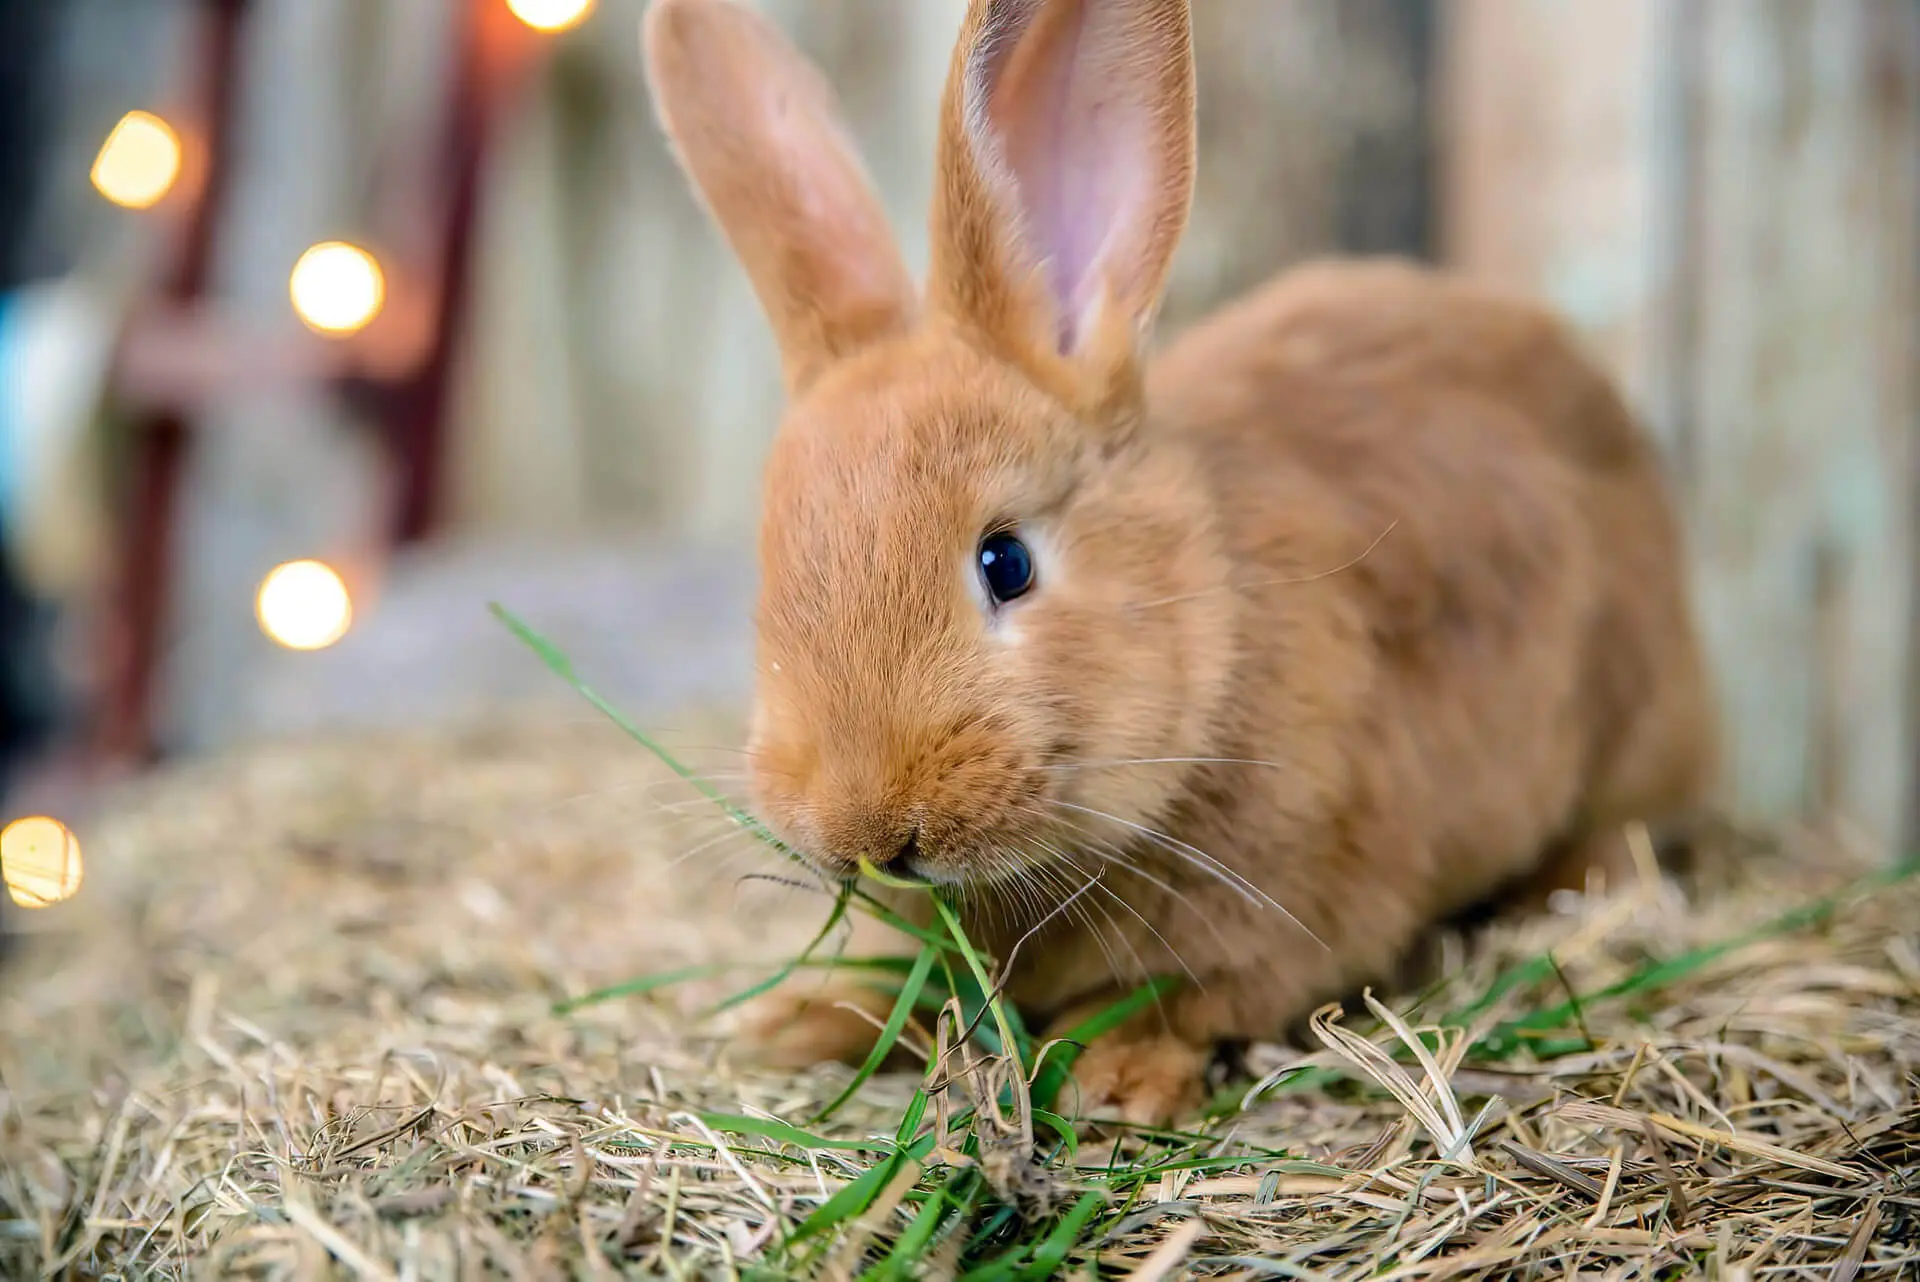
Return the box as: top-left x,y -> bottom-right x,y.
640,0 -> 1717,1126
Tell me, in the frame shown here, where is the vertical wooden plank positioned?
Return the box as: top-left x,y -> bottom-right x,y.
1441,0 -> 1920,852
1860,1 -> 1917,856
1683,0 -> 1918,847
453,68 -> 591,531
1438,0 -> 1676,439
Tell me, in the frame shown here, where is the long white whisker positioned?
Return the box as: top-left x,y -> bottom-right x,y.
1033,838 -> 1203,992
1037,756 -> 1288,772
1000,863 -> 1104,981
1047,799 -> 1329,952
650,793 -> 758,817
1037,823 -> 1230,964
529,772 -> 750,821
1020,852 -> 1132,985
667,824 -> 773,870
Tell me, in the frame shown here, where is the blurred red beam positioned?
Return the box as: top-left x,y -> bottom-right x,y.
95,0 -> 249,764
354,0 -> 528,546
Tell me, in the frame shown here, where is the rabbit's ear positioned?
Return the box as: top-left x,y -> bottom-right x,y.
928,0 -> 1195,403
644,0 -> 916,396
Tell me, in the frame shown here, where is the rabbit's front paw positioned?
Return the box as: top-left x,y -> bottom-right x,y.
1065,1029 -> 1209,1129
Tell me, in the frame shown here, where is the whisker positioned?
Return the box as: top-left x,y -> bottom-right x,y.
1037,756 -> 1288,772
523,781 -> 757,837
1039,861 -> 1150,999
1000,863 -> 1103,981
1046,823 -> 1219,932
1031,837 -> 1200,992
650,793 -> 758,817
1020,817 -> 1219,980
1047,799 -> 1330,952
640,770 -> 753,790
1013,851 -> 1150,1009
666,823 -> 777,870
1127,520 -> 1397,612
530,772 -> 744,812
1049,875 -> 1135,988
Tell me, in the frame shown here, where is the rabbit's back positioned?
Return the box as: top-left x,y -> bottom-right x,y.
1147,257 -> 1716,915
1150,258 -> 1660,473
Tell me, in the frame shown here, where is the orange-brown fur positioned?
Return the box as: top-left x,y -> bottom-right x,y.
642,0 -> 1716,1125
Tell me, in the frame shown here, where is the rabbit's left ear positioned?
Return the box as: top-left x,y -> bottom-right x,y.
927,0 -> 1196,401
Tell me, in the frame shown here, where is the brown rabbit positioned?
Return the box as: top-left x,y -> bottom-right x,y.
641,0 -> 1716,1124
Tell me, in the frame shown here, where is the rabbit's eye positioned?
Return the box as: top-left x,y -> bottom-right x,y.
978,532 -> 1035,603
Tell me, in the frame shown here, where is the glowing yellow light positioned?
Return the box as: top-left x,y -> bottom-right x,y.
506,0 -> 596,34
2,817 -> 84,909
91,111 -> 183,210
289,242 -> 386,337
256,559 -> 354,651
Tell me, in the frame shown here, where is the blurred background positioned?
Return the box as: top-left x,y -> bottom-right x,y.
0,0 -> 1914,920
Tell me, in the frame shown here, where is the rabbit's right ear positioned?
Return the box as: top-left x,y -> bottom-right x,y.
643,0 -> 915,396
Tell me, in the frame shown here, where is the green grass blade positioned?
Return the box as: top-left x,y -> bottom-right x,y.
789,1152 -> 904,1251
697,1112 -> 893,1154
1017,1190 -> 1106,1280
961,1189 -> 1107,1281
554,956 -> 921,1015
864,1184 -> 950,1280
489,603 -> 781,845
1030,1109 -> 1077,1164
892,1087 -> 931,1148
847,887 -> 962,953
1472,859 -> 1920,1057
814,943 -> 941,1123
706,885 -> 852,1017
550,962 -> 734,1015
1453,953 -> 1560,1025
932,895 -> 1025,1076
788,1131 -> 938,1251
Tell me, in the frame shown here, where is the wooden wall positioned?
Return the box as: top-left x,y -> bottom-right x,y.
1443,0 -> 1920,852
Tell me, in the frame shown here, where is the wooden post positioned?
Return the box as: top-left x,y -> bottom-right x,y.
1440,0 -> 1920,853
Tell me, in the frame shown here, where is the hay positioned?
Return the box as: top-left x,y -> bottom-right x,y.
2,716 -> 1916,1278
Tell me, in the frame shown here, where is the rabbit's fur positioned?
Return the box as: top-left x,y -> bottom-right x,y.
642,0 -> 1715,1124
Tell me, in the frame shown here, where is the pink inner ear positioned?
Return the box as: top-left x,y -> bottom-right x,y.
979,0 -> 1151,352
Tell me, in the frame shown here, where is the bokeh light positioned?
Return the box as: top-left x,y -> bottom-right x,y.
506,0 -> 596,35
90,110 -> 183,210
289,241 -> 386,337
256,559 -> 354,651
2,817 -> 84,909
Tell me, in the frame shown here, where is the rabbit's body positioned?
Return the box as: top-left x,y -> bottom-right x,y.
642,0 -> 1716,1123
1160,257 -> 1714,916
871,259 -> 1715,1113
980,256 -> 1714,1008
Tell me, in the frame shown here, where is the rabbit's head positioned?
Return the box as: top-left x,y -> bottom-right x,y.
646,0 -> 1233,885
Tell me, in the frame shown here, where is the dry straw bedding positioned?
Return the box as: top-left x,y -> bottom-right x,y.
1,717 -> 1916,1279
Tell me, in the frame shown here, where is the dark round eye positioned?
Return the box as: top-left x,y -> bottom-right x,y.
978,531 -> 1035,603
